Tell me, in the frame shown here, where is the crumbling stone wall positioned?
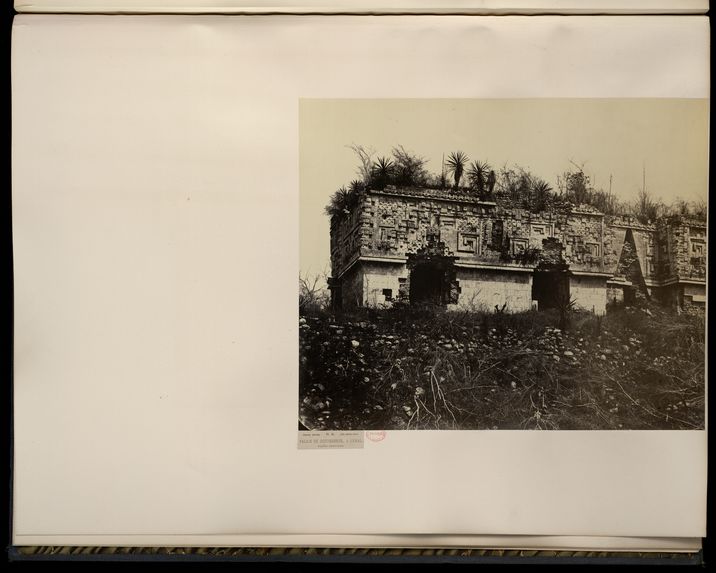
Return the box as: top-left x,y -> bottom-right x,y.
357,189 -> 608,274
453,268 -> 532,312
658,282 -> 706,312
656,217 -> 707,282
570,275 -> 608,315
362,262 -> 406,308
559,211 -> 610,273
686,224 -> 707,281
683,283 -> 706,307
606,282 -> 625,306
329,196 -> 367,278
361,189 -> 497,264
328,187 -> 706,311
603,217 -> 657,279
602,224 -> 628,276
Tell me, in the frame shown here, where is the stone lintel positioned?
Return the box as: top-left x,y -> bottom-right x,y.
676,279 -> 706,286
370,188 -> 496,207
571,210 -> 605,217
607,278 -> 633,286
640,277 -> 706,287
570,270 -> 612,278
608,223 -> 656,232
455,262 -> 534,273
359,255 -> 407,265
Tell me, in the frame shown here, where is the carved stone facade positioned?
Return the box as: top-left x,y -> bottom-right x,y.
328,186 -> 706,314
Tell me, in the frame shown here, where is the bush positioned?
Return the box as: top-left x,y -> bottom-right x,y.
298,305 -> 704,431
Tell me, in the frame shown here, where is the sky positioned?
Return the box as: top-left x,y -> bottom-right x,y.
299,98 -> 709,279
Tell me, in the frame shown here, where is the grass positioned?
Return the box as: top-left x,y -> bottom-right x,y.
298,302 -> 705,431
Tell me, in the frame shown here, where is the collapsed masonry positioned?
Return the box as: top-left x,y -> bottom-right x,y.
328,186 -> 707,315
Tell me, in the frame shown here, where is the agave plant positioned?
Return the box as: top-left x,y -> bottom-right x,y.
371,156 -> 394,190
445,151 -> 469,190
324,186 -> 348,218
531,179 -> 553,212
324,185 -> 361,219
532,180 -> 553,195
467,159 -> 492,195
555,291 -> 577,332
348,179 -> 365,194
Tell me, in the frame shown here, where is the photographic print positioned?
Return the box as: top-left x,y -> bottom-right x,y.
299,99 -> 707,431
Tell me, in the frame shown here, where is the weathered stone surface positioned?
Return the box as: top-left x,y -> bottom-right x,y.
328,187 -> 706,312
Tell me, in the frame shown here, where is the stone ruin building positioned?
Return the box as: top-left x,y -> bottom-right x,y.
328,186 -> 707,315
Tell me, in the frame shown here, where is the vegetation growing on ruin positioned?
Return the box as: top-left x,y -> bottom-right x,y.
299,302 -> 705,431
324,145 -> 707,225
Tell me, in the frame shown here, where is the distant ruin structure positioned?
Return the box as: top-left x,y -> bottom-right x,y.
328,186 -> 707,314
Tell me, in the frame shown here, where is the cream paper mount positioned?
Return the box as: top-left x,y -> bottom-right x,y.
11,13 -> 708,549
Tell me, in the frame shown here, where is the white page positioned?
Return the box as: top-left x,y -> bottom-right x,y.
12,14 -> 707,546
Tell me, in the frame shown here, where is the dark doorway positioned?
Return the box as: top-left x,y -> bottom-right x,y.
409,263 -> 446,306
532,270 -> 570,310
405,237 -> 460,308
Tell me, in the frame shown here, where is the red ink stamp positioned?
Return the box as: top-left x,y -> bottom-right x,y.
365,430 -> 386,442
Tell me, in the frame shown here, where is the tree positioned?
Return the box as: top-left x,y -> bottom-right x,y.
589,189 -> 621,216
671,197 -> 691,217
636,187 -> 652,220
496,164 -> 534,202
391,145 -> 429,187
493,165 -> 556,212
486,170 -> 496,197
633,181 -> 664,223
666,196 -> 706,221
347,144 -> 375,184
425,171 -> 448,190
556,163 -> 624,215
299,271 -> 330,315
445,151 -> 469,190
558,163 -> 591,205
438,170 -> 448,190
691,198 -> 707,220
438,154 -> 448,189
